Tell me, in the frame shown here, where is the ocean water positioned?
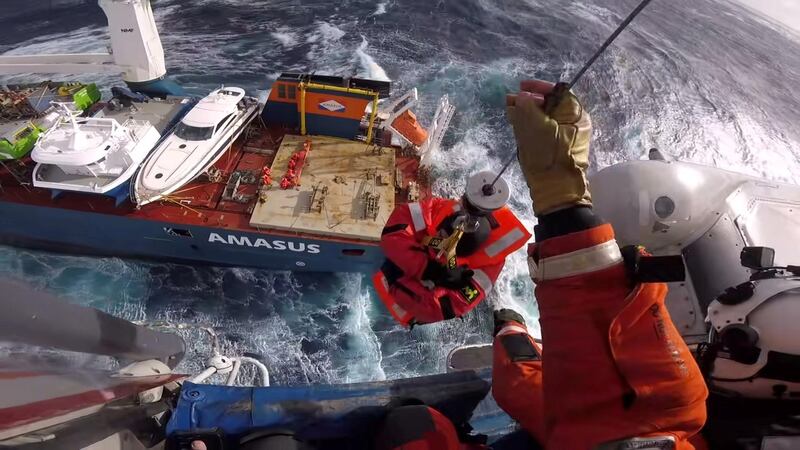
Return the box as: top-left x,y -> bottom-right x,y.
1,0 -> 799,399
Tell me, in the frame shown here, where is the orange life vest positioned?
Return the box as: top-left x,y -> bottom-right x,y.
426,199 -> 531,267
374,199 -> 531,326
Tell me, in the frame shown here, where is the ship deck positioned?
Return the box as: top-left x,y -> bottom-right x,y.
249,135 -> 395,242
100,96 -> 193,134
0,124 -> 431,246
0,119 -> 28,139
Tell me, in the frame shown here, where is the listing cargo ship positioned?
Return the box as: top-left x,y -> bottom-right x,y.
0,72 -> 454,272
0,0 -> 455,273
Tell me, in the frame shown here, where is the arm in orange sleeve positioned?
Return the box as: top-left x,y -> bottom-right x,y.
531,221 -> 708,450
507,79 -> 706,448
380,198 -> 454,280
491,315 -> 546,444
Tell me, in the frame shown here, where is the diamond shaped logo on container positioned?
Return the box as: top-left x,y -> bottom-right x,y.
318,100 -> 346,112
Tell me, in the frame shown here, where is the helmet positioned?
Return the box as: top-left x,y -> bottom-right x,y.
704,277 -> 800,399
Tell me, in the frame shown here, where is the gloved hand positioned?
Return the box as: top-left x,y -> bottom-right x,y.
422,261 -> 475,290
493,308 -> 526,336
506,80 -> 593,216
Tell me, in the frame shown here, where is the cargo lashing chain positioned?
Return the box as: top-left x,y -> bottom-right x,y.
206,167 -> 223,183
161,195 -> 204,217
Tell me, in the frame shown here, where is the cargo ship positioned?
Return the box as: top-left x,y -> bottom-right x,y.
0,76 -> 454,272
0,0 -> 455,273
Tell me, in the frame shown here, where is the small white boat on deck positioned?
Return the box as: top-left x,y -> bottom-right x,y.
132,87 -> 260,206
31,104 -> 160,195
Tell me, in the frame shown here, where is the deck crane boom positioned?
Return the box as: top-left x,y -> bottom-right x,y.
0,0 -> 183,97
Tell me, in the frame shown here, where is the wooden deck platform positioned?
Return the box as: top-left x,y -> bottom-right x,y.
249,134 -> 395,241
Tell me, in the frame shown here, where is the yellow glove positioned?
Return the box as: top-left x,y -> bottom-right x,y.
506,80 -> 592,216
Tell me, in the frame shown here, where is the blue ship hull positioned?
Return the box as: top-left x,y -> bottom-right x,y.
0,201 -> 384,273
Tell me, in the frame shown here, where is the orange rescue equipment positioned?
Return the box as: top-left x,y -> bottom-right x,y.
372,271 -> 416,326
428,200 -> 530,268
374,198 -> 531,326
529,225 -> 708,449
392,110 -> 428,147
280,139 -> 311,189
374,405 -> 463,450
261,167 -> 273,187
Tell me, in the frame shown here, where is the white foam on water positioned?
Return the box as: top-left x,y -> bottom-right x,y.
303,21 -> 354,74
566,2 -> 619,29
271,27 -> 300,48
339,273 -> 387,382
373,2 -> 389,16
307,22 -> 346,43
147,269 -> 356,385
355,37 -> 391,82
2,25 -> 107,56
589,28 -> 800,185
734,0 -> 800,43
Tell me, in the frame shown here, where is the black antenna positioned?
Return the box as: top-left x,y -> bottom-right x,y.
483,156 -> 516,196
484,0 -> 655,195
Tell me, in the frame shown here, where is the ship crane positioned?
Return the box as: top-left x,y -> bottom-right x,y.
0,0 -> 183,97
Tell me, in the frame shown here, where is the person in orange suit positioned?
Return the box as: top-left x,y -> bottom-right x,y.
373,172 -> 531,327
491,80 -> 709,450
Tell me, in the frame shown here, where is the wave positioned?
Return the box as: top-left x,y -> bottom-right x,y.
355,37 -> 391,82
307,22 -> 346,43
271,27 -> 300,48
373,2 -> 389,16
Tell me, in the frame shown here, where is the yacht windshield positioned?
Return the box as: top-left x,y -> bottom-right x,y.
174,123 -> 214,141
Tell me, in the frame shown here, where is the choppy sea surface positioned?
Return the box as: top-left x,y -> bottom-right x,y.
1,0 -> 799,428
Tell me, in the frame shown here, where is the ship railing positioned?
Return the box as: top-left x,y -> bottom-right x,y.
120,118 -> 152,140
378,88 -> 419,126
46,110 -> 124,145
73,116 -> 124,131
419,95 -> 455,167
376,88 -> 419,148
189,326 -> 270,387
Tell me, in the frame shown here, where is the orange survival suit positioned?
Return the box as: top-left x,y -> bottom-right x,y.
373,198 -> 531,326
487,80 -> 709,449
491,220 -> 709,450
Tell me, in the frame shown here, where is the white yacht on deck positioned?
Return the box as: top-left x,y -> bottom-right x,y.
31,104 -> 160,195
132,87 -> 260,206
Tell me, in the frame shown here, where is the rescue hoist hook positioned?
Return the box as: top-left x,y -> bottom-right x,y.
484,0 -> 656,196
